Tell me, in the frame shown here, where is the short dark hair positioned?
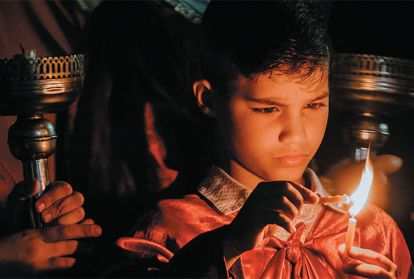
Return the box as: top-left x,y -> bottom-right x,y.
201,0 -> 331,91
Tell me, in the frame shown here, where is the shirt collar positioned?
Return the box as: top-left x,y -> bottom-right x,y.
198,166 -> 330,215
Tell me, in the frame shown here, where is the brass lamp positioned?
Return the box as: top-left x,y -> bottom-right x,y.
0,51 -> 84,228
331,53 -> 414,161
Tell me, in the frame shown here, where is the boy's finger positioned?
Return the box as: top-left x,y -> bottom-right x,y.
265,210 -> 295,233
319,195 -> 346,204
279,196 -> 299,219
80,218 -> 95,225
373,154 -> 403,175
284,183 -> 305,210
157,254 -> 170,263
45,240 -> 78,258
41,192 -> 84,223
374,172 -> 388,188
347,246 -> 397,273
345,263 -> 394,279
55,208 -> 86,225
116,237 -> 174,260
288,181 -> 319,204
256,182 -> 303,213
35,182 -> 73,213
42,224 -> 102,242
47,257 -> 76,270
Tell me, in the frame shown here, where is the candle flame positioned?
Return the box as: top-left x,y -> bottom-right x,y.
349,149 -> 374,217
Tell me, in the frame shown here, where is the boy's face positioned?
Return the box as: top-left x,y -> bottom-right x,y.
215,67 -> 329,187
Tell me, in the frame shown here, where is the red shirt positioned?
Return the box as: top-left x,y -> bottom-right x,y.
118,167 -> 412,278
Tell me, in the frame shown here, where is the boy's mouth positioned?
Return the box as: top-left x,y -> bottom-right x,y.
273,154 -> 309,167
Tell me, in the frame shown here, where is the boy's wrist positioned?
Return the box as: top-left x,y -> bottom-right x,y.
222,235 -> 242,268
222,225 -> 251,268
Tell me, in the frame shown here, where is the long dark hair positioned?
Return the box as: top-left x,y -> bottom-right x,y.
69,0 -> 206,234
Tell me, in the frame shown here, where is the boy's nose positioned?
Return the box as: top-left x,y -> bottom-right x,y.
278,114 -> 306,144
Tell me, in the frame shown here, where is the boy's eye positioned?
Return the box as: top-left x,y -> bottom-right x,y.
305,102 -> 326,110
252,107 -> 280,113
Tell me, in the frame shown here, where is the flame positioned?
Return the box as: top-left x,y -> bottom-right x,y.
349,150 -> 374,217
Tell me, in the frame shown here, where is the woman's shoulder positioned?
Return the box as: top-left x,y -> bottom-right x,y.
157,193 -> 206,212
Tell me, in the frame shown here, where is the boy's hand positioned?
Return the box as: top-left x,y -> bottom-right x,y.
339,244 -> 397,279
0,223 -> 102,270
223,181 -> 318,265
34,181 -> 86,225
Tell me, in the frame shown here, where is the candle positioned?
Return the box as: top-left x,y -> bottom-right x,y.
345,149 -> 374,254
345,216 -> 356,253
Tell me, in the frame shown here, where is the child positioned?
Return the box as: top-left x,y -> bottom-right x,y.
117,1 -> 411,278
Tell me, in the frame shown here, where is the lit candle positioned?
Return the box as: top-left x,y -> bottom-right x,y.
345,217 -> 356,253
345,150 -> 374,253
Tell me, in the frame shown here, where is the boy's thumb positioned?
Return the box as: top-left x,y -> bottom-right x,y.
372,154 -> 403,175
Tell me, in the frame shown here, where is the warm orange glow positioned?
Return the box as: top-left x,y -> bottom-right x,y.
349,150 -> 374,217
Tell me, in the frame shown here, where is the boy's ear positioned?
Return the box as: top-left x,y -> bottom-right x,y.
192,80 -> 216,117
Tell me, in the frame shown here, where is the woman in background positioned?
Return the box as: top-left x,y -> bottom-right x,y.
69,0 -> 210,275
